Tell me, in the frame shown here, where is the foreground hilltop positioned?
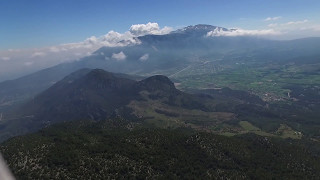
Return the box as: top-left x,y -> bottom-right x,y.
0,69 -> 216,141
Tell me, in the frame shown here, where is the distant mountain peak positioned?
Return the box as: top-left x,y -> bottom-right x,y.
172,24 -> 228,34
185,24 -> 217,30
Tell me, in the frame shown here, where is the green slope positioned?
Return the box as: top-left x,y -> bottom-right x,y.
1,119 -> 320,179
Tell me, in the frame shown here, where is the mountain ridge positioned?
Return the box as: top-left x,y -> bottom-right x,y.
171,24 -> 228,34
0,69 -> 213,141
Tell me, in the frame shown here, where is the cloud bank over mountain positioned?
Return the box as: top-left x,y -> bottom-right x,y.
112,51 -> 127,61
129,22 -> 172,36
206,28 -> 281,37
46,22 -> 172,53
0,22 -> 172,81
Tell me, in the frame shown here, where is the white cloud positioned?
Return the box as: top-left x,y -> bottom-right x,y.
20,22 -> 171,60
1,57 -> 10,61
139,54 -> 149,61
267,19 -> 316,35
49,46 -> 60,53
264,16 -> 281,21
207,28 -> 281,37
306,25 -> 320,31
268,23 -> 278,28
0,22 -> 174,81
112,51 -> 126,61
130,22 -> 172,36
85,36 -> 98,44
99,31 -> 139,47
7,49 -> 20,52
31,52 -> 46,58
2,22 -> 170,60
56,22 -> 172,51
24,61 -> 34,66
284,19 -> 308,25
50,23 -> 168,52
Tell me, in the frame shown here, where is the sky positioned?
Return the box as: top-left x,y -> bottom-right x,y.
0,0 -> 320,80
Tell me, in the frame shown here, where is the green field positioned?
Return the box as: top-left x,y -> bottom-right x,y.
237,121 -> 302,139
173,60 -> 320,102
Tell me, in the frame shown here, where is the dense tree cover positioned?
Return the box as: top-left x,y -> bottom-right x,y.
1,119 -> 320,179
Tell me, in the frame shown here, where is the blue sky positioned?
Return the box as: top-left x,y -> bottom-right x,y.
1,0 -> 320,50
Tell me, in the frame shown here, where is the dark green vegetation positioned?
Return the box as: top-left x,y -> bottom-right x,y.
1,119 -> 320,179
